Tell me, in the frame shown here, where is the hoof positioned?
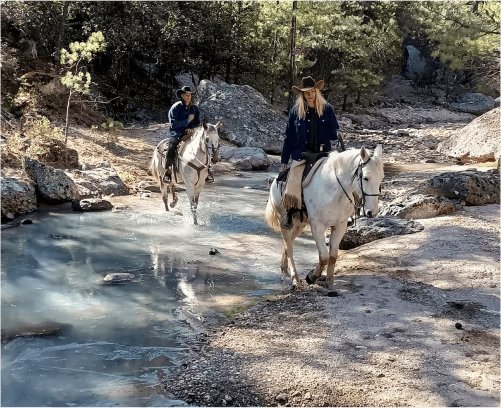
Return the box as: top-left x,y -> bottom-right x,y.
327,283 -> 336,291
305,272 -> 317,285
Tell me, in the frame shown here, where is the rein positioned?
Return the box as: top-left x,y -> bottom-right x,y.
177,130 -> 218,186
335,155 -> 381,223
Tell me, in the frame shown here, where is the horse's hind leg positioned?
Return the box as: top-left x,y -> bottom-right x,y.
281,223 -> 304,289
325,222 -> 348,290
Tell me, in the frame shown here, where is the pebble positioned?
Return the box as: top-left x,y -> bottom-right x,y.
455,322 -> 463,330
209,247 -> 220,255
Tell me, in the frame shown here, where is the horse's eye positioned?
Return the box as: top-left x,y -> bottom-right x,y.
363,176 -> 368,181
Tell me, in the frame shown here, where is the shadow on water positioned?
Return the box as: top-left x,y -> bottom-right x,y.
1,172 -> 294,407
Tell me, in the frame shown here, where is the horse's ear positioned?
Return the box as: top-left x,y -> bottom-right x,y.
215,121 -> 221,129
360,146 -> 370,162
374,144 -> 382,159
202,121 -> 208,130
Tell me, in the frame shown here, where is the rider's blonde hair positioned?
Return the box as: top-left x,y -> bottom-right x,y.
294,88 -> 327,119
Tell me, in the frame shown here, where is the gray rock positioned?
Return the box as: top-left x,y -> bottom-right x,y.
69,166 -> 129,197
72,198 -> 113,212
494,97 -> 500,108
101,272 -> 135,284
379,195 -> 460,220
221,147 -> 270,170
451,93 -> 495,115
23,157 -> 79,204
136,180 -> 161,193
1,177 -> 37,216
437,108 -> 500,163
1,321 -> 72,343
340,217 -> 424,250
426,169 -> 500,206
198,79 -> 287,154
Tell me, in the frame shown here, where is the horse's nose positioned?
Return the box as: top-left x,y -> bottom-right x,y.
367,211 -> 373,218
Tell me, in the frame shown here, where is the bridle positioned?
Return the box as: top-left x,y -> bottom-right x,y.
335,156 -> 382,220
205,131 -> 220,164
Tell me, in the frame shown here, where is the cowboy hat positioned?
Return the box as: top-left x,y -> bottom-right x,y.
176,86 -> 195,98
292,76 -> 324,94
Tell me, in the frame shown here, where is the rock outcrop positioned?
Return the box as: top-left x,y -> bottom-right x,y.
23,157 -> 79,204
339,217 -> 424,250
198,79 -> 287,154
437,107 -> 500,163
426,169 -> 500,206
1,177 -> 38,217
379,194 -> 460,220
451,93 -> 496,115
220,147 -> 270,170
69,161 -> 129,197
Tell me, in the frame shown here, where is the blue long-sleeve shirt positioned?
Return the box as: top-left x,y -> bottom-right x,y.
168,101 -> 201,138
281,103 -> 339,164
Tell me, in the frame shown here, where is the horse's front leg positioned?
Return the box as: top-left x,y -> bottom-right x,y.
281,228 -> 301,289
306,223 -> 329,285
325,221 -> 348,290
280,222 -> 305,280
160,182 -> 170,212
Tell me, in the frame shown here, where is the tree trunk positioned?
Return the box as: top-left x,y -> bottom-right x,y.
287,1 -> 298,112
55,2 -> 70,62
64,89 -> 73,145
342,93 -> 348,111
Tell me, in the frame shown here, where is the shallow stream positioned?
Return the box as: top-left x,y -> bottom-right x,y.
1,172 -> 319,407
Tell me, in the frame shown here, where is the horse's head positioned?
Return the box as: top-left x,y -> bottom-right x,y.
354,145 -> 384,218
203,121 -> 221,163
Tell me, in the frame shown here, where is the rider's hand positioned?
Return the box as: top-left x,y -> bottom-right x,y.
188,114 -> 195,122
281,163 -> 288,171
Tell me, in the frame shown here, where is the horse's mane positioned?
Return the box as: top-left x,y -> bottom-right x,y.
325,147 -> 382,177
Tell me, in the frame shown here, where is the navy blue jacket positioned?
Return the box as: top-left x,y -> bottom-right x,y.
168,101 -> 201,139
281,103 -> 339,164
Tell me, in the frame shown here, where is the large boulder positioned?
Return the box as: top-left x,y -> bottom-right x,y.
23,157 -> 79,204
340,216 -> 424,250
426,169 -> 500,206
437,107 -> 500,163
71,198 -> 113,212
379,194 -> 460,220
69,162 -> 129,197
1,177 -> 37,217
198,79 -> 287,154
451,93 -> 496,115
220,147 -> 270,170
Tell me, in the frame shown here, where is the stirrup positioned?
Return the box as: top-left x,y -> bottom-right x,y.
280,212 -> 294,230
162,169 -> 172,183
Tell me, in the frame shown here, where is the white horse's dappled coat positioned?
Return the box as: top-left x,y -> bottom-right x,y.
265,146 -> 384,289
149,122 -> 220,225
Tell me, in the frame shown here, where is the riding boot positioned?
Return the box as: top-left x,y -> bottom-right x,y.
280,209 -> 295,230
163,156 -> 174,182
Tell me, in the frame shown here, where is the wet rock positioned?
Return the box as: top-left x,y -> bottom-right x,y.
221,147 -> 270,171
1,322 -> 72,343
72,198 -> 113,212
136,181 -> 160,193
437,108 -> 500,163
451,93 -> 495,115
209,248 -> 220,255
101,272 -> 135,284
1,177 -> 38,216
379,194 -> 460,220
23,157 -> 80,204
198,79 -> 287,154
340,216 -> 424,250
20,218 -> 33,225
69,164 -> 129,198
426,169 -> 500,205
455,322 -> 463,330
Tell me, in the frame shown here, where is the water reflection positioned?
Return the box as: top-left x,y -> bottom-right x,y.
2,172 -> 318,406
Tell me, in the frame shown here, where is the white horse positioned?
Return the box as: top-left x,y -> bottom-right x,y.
149,122 -> 221,225
265,145 -> 384,290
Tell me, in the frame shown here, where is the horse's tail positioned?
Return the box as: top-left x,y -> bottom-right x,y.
149,147 -> 163,185
264,192 -> 281,232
